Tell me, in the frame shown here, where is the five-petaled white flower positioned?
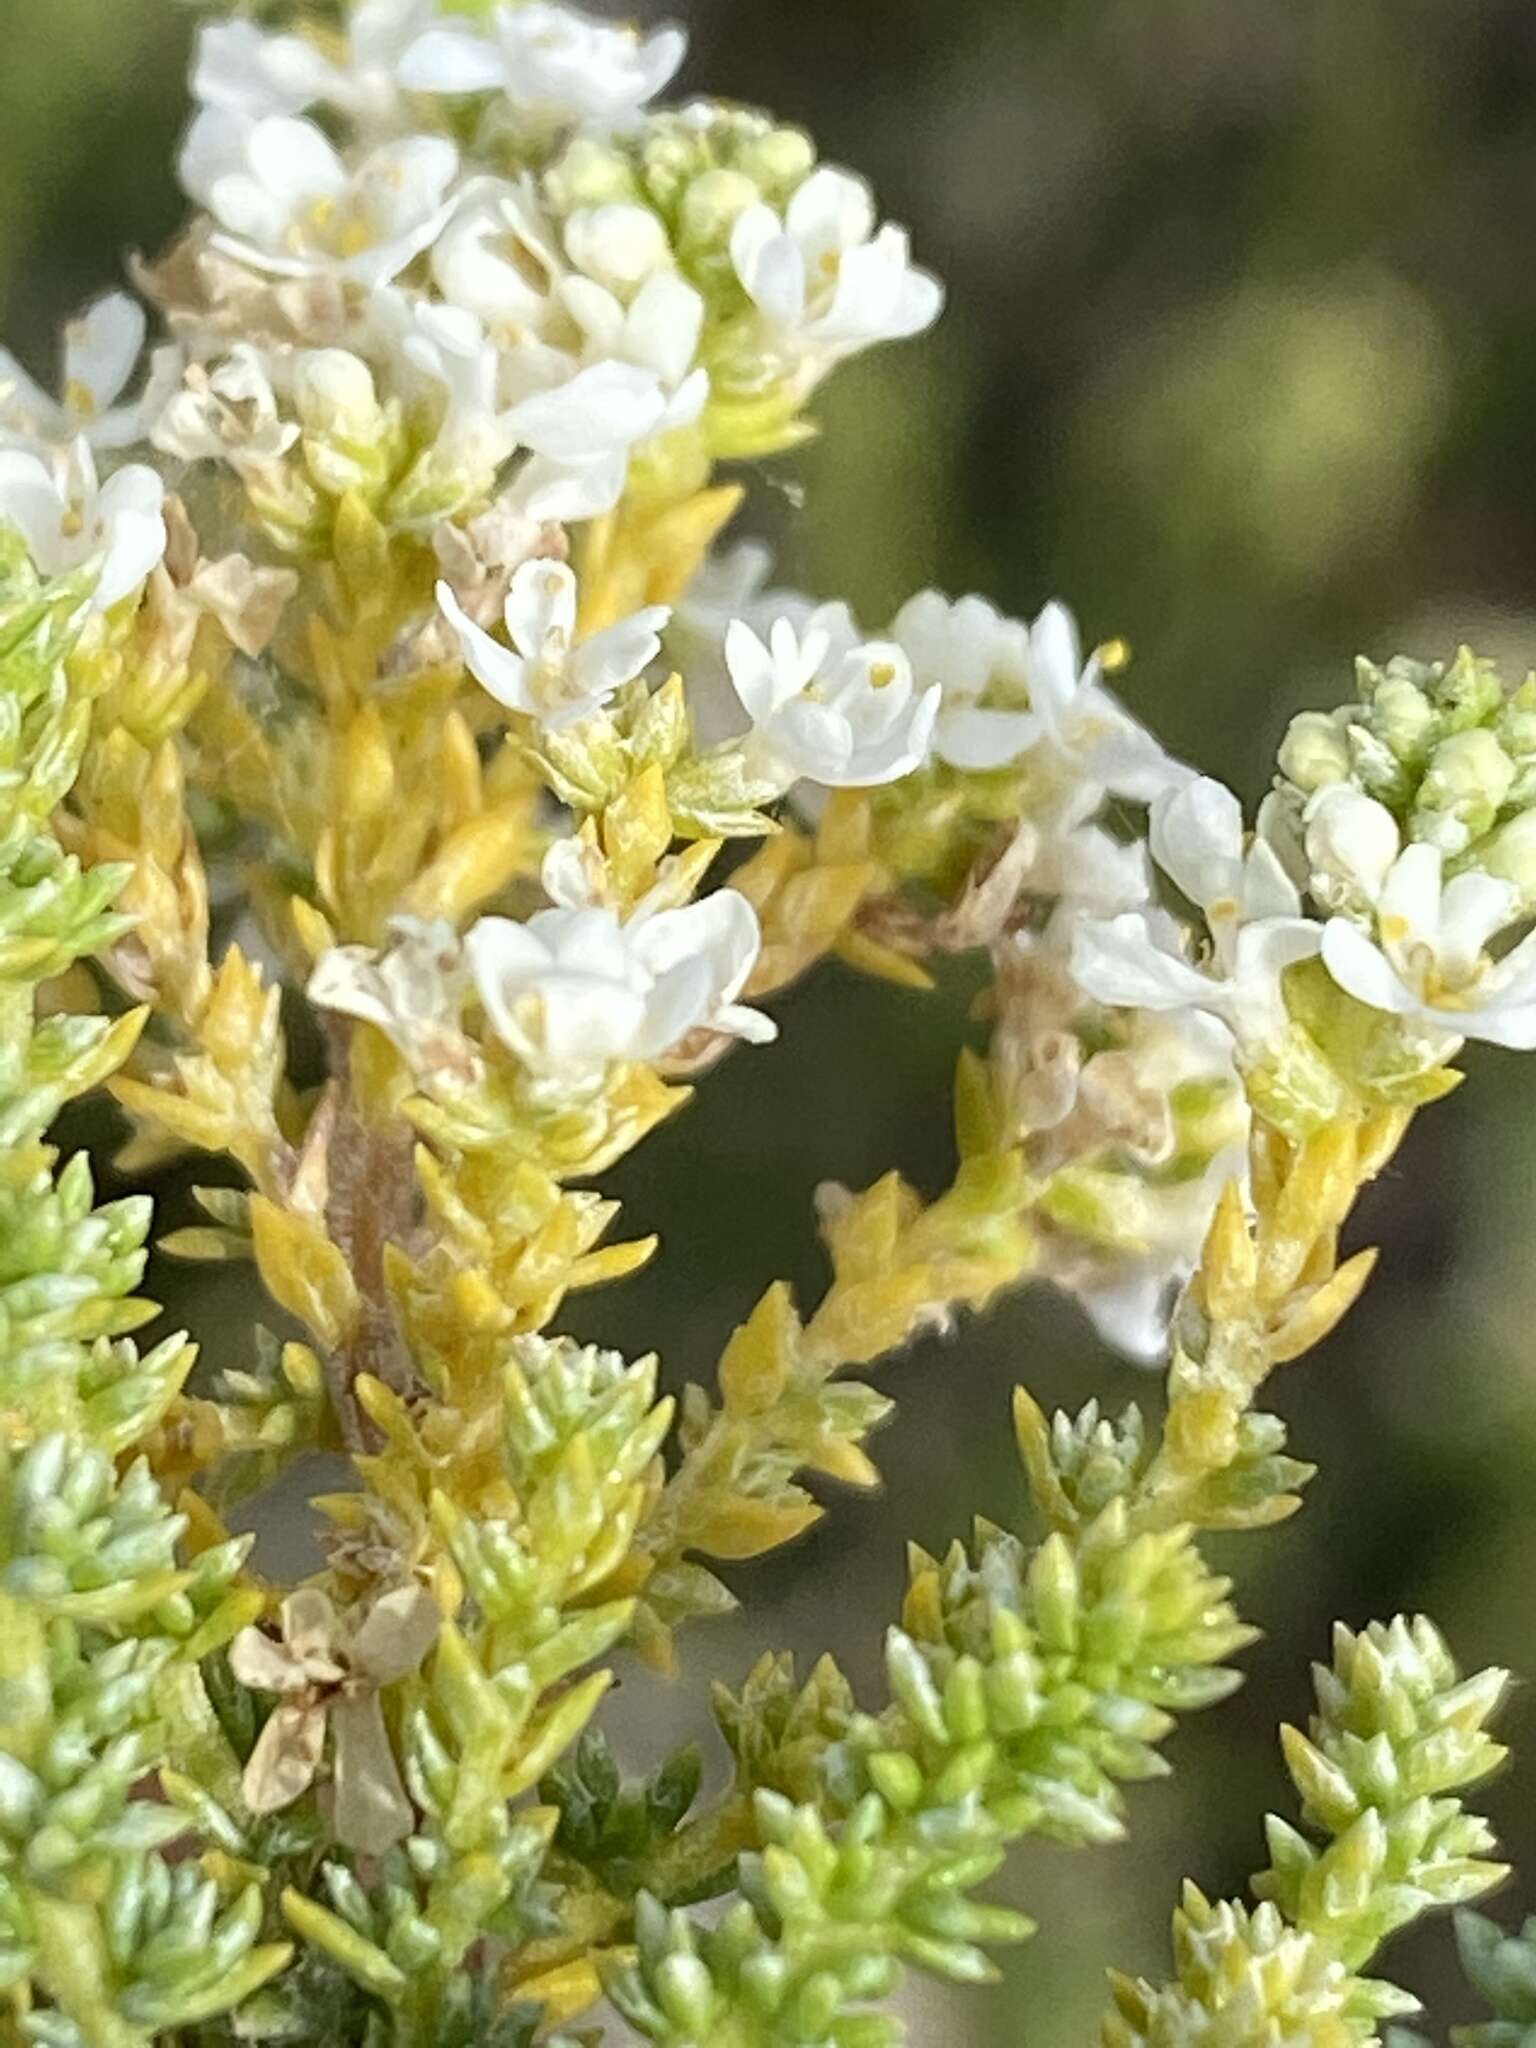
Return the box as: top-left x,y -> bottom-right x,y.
502,269 -> 709,516
725,614 -> 940,790
467,862 -> 774,1088
730,167 -> 943,375
0,439 -> 167,612
190,2 -> 435,130
1070,775 -> 1323,1052
307,915 -> 476,1080
1321,838 -> 1536,1049
503,358 -> 680,523
437,558 -> 666,728
399,3 -> 686,135
180,110 -> 461,289
0,293 -> 178,455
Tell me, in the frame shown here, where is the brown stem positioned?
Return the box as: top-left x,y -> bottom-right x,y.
319,1023 -> 424,1452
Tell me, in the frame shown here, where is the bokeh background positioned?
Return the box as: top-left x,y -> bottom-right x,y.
6,2 -> 1536,2038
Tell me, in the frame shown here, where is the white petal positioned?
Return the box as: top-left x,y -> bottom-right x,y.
625,272 -> 704,389
247,117 -> 347,207
1150,776 -> 1244,913
1379,842 -> 1443,940
503,558 -> 577,660
1028,601 -> 1084,715
1070,913 -> 1218,1012
63,294 -> 146,416
437,579 -> 533,713
1303,786 -> 1400,901
1456,997 -> 1536,1050
506,360 -> 665,461
1437,870 -> 1519,980
785,166 -> 877,250
397,26 -> 506,92
1240,838 -> 1304,922
933,703 -> 1042,771
724,619 -> 782,724
634,956 -> 715,1058
515,451 -> 628,524
575,606 -> 670,698
0,450 -> 67,563
1320,918 -> 1419,1016
1075,1266 -> 1179,1365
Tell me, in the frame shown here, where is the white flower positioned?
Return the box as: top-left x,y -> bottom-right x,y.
430,179 -> 561,337
153,345 -> 299,471
399,3 -> 686,136
730,167 -> 942,375
180,111 -> 461,289
0,439 -> 166,612
307,916 -> 476,1078
1024,601 -> 1187,803
369,295 -> 515,485
190,3 -> 433,129
1071,777 -> 1323,1052
437,558 -> 666,728
502,358 -> 677,523
482,261 -> 708,523
892,590 -> 1041,772
1320,840 -> 1536,1049
466,882 -> 773,1088
666,542 -> 821,747
0,293 -> 178,455
724,615 -> 940,789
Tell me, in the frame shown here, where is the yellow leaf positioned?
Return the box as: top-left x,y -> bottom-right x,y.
686,1494 -> 823,1561
403,808 -> 535,923
718,1281 -> 801,1417
289,896 -> 336,963
834,931 -> 935,990
249,1196 -> 359,1351
158,1227 -> 250,1263
602,764 -> 674,899
513,1959 -> 604,2027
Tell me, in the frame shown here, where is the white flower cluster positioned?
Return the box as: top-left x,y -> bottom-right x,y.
10,0 -> 1536,1393
0,293 -> 173,611
0,0 -> 941,620
676,547 -> 1185,794
153,0 -> 941,535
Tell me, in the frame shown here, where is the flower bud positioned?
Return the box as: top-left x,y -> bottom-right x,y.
1497,675 -> 1536,762
1476,808 -> 1536,906
564,203 -> 671,297
1368,673 -> 1437,765
637,126 -> 707,212
1277,711 -> 1350,795
294,350 -> 392,498
543,137 -> 639,216
1432,643 -> 1503,729
1412,727 -> 1516,853
294,350 -> 379,436
1304,785 -> 1399,905
733,126 -> 817,203
678,169 -> 762,260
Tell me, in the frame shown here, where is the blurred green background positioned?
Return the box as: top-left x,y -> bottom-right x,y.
7,1 -> 1536,2037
